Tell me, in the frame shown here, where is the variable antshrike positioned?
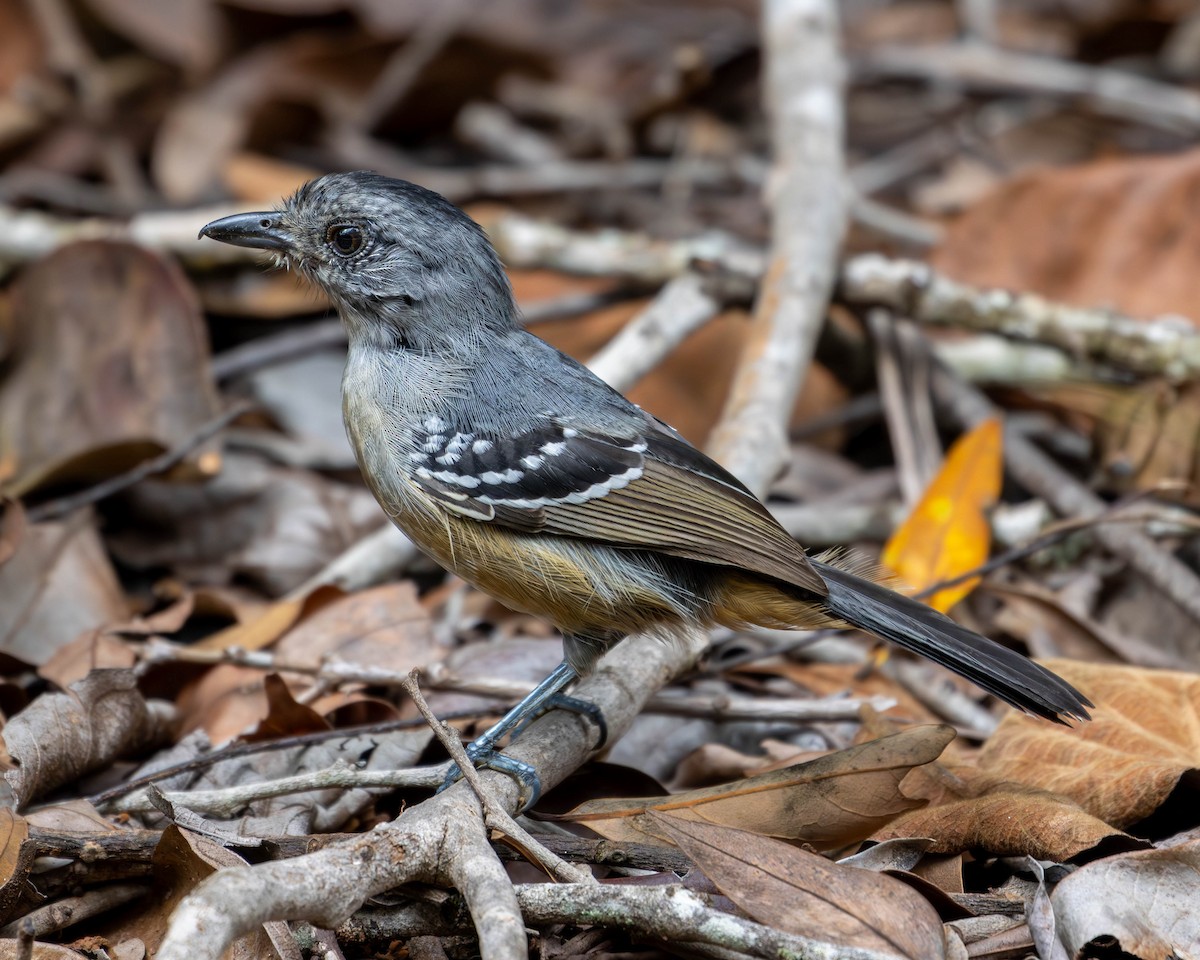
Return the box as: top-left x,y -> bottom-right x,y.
200,172 -> 1090,807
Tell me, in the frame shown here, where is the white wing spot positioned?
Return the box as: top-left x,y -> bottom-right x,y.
423,435 -> 445,453
435,451 -> 460,465
445,433 -> 474,455
472,439 -> 494,454
562,427 -> 579,439
424,416 -> 448,433
562,466 -> 642,504
430,469 -> 480,489
481,469 -> 524,484
520,454 -> 544,470
540,441 -> 567,457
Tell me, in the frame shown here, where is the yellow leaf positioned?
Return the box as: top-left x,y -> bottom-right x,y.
882,418 -> 1002,613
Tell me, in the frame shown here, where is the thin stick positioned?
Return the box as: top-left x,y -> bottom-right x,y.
26,402 -> 252,522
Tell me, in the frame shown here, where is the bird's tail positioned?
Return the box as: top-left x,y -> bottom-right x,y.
811,557 -> 1091,723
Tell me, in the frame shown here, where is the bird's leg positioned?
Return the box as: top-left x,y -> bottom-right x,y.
439,660 -> 601,811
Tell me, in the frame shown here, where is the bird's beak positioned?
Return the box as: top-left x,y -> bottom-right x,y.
198,211 -> 295,252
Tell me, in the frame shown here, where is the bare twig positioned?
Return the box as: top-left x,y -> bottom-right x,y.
400,672 -> 593,885
26,402 -> 251,523
708,0 -> 846,494
587,273 -> 722,391
856,41 -> 1200,134
0,883 -> 149,938
343,883 -> 901,960
843,254 -> 1200,380
932,365 -> 1200,655
108,761 -> 446,818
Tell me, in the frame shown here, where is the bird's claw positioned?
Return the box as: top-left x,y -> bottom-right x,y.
438,739 -> 542,811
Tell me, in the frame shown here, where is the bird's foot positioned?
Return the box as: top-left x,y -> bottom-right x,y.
438,694 -> 608,812
438,737 -> 542,811
511,693 -> 608,749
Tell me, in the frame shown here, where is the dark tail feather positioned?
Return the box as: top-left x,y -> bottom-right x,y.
813,560 -> 1092,723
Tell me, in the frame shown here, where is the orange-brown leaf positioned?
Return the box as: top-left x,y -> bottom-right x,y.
882,418 -> 1002,612
558,725 -> 955,850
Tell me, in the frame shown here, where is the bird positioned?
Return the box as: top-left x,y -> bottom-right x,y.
200,171 -> 1091,808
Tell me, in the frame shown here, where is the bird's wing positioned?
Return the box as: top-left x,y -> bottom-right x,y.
409,417 -> 826,595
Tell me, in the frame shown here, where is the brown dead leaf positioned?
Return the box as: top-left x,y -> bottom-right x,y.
0,513 -> 129,667
1052,839 -> 1200,957
243,674 -> 329,742
2,670 -> 174,810
654,814 -> 945,959
558,725 -> 955,850
38,632 -> 138,690
82,0 -> 224,72
195,584 -> 344,652
274,581 -> 433,672
1022,380 -> 1200,507
991,579 -> 1187,669
101,826 -> 276,959
882,418 -> 1002,613
874,660 -> 1200,859
109,452 -> 383,596
1,242 -> 220,498
933,147 -> 1200,319
979,659 -> 1200,831
0,809 -> 33,925
874,788 -> 1132,861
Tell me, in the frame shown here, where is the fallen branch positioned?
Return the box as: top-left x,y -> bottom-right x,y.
708,0 -> 847,493
842,253 -> 1200,380
342,883 -> 900,960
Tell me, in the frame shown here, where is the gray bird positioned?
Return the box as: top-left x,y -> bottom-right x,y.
200,172 -> 1090,807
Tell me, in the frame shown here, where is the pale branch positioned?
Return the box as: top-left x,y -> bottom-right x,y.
106,761 -> 447,818
708,0 -> 847,495
343,883 -> 902,960
479,209 -> 763,290
856,41 -> 1200,134
587,273 -> 723,392
932,367 -> 1200,652
152,630 -> 708,960
399,672 -> 594,886
842,253 -> 1200,380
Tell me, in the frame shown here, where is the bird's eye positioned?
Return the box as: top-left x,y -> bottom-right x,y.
326,223 -> 365,257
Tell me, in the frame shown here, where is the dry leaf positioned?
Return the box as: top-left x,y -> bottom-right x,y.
98,826 -> 275,959
979,659 -> 1200,830
1023,380 -> 1200,506
1051,839 -> 1200,957
559,725 -> 955,849
0,514 -> 128,668
654,814 -> 946,959
882,419 -> 1002,613
2,670 -> 174,810
195,584 -> 344,653
275,581 -> 435,673
0,810 -> 32,925
873,788 -> 1132,861
933,147 -> 1200,320
1,242 -> 220,498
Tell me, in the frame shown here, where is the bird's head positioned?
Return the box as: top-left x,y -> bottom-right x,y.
199,171 -> 517,348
